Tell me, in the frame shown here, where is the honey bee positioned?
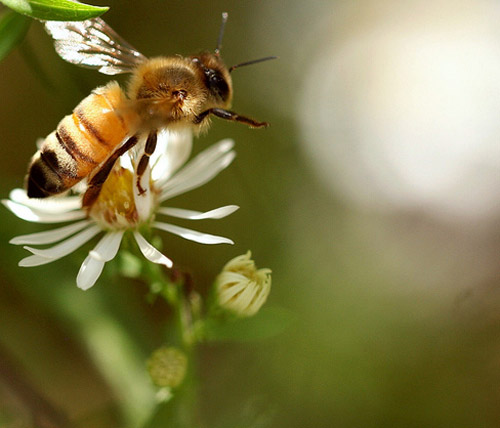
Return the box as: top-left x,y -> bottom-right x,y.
26,13 -> 275,208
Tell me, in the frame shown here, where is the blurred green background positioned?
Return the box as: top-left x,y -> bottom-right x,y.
1,0 -> 500,427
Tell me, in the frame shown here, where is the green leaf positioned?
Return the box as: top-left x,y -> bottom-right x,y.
0,9 -> 30,61
0,0 -> 108,21
204,306 -> 294,342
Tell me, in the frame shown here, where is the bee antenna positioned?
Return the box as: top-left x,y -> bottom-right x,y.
229,56 -> 278,73
215,12 -> 229,56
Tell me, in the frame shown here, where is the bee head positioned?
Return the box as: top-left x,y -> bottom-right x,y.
191,53 -> 232,105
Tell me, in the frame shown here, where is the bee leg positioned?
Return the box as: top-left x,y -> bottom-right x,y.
135,130 -> 158,195
82,135 -> 140,209
194,108 -> 269,128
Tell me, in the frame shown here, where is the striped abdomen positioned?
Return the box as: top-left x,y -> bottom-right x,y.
26,82 -> 133,198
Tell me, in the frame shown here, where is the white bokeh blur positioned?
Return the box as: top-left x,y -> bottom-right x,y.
299,0 -> 500,224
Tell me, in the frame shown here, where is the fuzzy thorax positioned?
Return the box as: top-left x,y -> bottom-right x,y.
127,57 -> 208,129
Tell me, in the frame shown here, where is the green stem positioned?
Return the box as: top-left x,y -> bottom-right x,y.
142,263 -> 201,427
144,260 -> 197,349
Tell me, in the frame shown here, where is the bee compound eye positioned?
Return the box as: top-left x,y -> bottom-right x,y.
207,70 -> 229,101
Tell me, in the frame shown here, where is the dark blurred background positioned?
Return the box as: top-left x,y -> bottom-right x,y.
1,0 -> 500,427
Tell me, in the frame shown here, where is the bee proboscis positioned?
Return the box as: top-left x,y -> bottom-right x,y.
26,13 -> 275,208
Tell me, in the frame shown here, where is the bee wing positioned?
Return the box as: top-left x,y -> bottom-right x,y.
44,18 -> 147,75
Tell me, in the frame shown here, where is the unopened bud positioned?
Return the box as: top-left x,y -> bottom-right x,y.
147,346 -> 188,388
215,251 -> 271,317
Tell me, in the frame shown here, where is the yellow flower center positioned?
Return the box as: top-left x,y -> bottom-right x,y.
88,167 -> 156,229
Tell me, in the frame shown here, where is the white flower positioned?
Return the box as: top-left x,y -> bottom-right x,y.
3,130 -> 239,290
215,251 -> 271,317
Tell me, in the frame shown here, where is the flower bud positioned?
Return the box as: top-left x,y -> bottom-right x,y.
147,346 -> 188,388
215,251 -> 271,317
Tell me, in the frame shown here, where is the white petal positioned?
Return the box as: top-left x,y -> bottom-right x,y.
70,179 -> 88,195
2,200 -> 86,223
88,230 -> 124,262
9,188 -> 81,213
133,231 -> 173,268
77,255 -> 105,290
156,205 -> 239,220
156,139 -> 233,186
158,138 -> 233,185
23,225 -> 101,259
10,220 -> 91,245
182,139 -> 234,172
133,148 -> 153,222
19,254 -> 59,267
153,221 -> 234,245
151,128 -> 193,181
119,150 -> 134,172
126,134 -> 146,165
159,151 -> 236,202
